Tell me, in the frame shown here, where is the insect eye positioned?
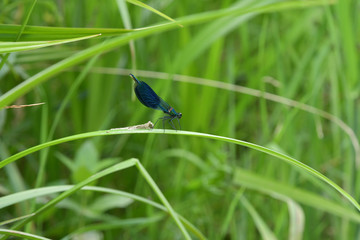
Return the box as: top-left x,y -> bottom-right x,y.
178,113 -> 182,118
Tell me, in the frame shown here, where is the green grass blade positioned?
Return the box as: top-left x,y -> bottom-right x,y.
135,160 -> 191,239
61,216 -> 165,240
116,0 -> 137,69
0,214 -> 35,226
127,0 -> 183,27
286,199 -> 304,240
0,229 -> 50,240
220,188 -> 245,238
0,24 -> 133,41
234,168 -> 360,222
0,34 -> 101,54
0,128 -> 359,212
241,196 -> 277,240
14,0 -> 38,41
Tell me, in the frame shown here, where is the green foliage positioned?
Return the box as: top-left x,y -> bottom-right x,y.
1,0 -> 359,239
0,34 -> 101,54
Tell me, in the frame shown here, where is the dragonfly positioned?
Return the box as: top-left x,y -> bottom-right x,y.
129,73 -> 182,130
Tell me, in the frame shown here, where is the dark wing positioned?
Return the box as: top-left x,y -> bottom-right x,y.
158,98 -> 172,113
134,81 -> 162,110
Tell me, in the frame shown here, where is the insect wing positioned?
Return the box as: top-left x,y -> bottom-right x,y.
134,81 -> 161,110
158,98 -> 172,113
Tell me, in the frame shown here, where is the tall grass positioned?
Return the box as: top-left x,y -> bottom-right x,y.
1,0 -> 359,239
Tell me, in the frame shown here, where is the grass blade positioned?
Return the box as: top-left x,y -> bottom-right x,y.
241,196 -> 277,240
0,128 -> 359,212
0,34 -> 101,54
127,0 -> 183,27
0,24 -> 133,41
0,229 -> 50,240
234,168 -> 360,222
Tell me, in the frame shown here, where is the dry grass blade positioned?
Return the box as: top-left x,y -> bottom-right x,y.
3,102 -> 45,109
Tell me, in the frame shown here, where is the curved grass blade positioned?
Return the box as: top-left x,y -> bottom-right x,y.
0,229 -> 50,240
0,34 -> 101,54
234,168 -> 360,223
241,196 -> 277,240
61,216 -> 165,240
220,188 -> 244,238
0,128 -> 359,212
0,185 -> 205,240
0,214 -> 35,226
127,0 -> 183,27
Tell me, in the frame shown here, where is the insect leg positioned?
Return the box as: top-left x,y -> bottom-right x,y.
162,116 -> 173,131
176,117 -> 181,130
154,118 -> 161,128
162,118 -> 167,133
169,117 -> 177,130
154,116 -> 168,128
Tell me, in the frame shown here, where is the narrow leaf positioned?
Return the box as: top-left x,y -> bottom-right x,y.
127,0 -> 183,27
0,24 -> 133,41
0,34 -> 101,54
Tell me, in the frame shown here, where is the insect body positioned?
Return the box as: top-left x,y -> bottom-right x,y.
129,74 -> 182,130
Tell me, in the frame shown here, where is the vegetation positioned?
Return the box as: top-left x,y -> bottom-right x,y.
0,0 -> 359,239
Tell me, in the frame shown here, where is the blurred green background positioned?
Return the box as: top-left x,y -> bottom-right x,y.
1,0 -> 360,239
